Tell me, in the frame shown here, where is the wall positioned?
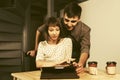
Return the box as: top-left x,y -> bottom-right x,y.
0,0 -> 31,80
80,0 -> 120,72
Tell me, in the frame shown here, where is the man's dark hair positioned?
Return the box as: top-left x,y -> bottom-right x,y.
64,2 -> 82,18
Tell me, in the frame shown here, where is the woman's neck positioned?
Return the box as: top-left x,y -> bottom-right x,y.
47,39 -> 58,45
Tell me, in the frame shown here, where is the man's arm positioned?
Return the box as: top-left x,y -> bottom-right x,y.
35,30 -> 40,51
27,30 -> 40,57
73,52 -> 89,74
79,52 -> 89,67
74,26 -> 91,74
78,26 -> 91,66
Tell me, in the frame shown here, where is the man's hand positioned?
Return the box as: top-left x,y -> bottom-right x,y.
27,50 -> 36,57
73,62 -> 84,74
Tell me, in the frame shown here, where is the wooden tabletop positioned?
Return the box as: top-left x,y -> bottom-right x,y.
79,69 -> 120,80
11,69 -> 120,80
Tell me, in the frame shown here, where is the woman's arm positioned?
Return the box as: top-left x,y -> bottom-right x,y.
36,41 -> 57,68
36,60 -> 57,68
65,38 -> 72,63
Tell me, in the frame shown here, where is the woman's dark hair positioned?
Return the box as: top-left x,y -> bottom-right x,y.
44,16 -> 65,43
64,2 -> 82,18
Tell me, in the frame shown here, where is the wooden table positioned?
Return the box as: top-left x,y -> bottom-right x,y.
11,69 -> 120,80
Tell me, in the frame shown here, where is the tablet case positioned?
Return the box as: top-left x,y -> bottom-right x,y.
40,65 -> 79,79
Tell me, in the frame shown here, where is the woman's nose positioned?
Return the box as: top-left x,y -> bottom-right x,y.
53,31 -> 57,34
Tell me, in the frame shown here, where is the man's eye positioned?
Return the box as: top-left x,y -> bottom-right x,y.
71,20 -> 77,23
65,19 -> 69,22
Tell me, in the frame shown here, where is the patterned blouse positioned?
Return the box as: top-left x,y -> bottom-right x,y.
36,38 -> 72,63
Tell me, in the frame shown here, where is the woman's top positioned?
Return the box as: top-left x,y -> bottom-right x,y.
36,38 -> 72,64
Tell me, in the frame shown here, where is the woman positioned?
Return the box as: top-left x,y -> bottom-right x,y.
36,17 -> 73,68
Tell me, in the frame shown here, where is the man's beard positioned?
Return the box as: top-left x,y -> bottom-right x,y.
64,24 -> 74,31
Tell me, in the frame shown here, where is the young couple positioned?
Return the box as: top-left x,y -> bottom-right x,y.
27,2 -> 91,74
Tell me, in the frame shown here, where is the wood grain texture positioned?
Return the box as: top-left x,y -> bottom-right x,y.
11,69 -> 120,80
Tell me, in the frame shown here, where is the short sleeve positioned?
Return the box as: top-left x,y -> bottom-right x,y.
36,42 -> 45,61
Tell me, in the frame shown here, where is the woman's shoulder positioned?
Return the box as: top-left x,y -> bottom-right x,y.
61,38 -> 72,43
64,37 -> 71,40
39,40 -> 47,46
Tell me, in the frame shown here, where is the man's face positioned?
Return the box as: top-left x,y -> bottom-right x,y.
63,13 -> 80,30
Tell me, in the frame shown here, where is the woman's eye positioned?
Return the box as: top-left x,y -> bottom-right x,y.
49,29 -> 53,31
56,29 -> 60,31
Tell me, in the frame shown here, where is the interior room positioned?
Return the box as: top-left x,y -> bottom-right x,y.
0,0 -> 120,80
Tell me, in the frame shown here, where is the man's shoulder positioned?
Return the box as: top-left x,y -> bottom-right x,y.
78,21 -> 91,30
37,24 -> 46,32
57,17 -> 64,23
38,24 -> 46,28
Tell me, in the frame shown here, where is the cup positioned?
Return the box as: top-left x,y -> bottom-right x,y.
106,61 -> 117,75
88,61 -> 98,75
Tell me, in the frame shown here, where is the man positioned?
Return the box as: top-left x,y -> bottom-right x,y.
27,2 -> 91,74
62,2 -> 91,74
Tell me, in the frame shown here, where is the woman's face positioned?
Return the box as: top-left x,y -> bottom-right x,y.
48,26 -> 60,41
